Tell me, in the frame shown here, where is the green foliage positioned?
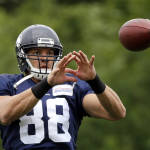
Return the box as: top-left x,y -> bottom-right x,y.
0,0 -> 150,150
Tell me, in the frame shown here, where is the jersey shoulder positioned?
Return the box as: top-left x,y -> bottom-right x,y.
66,73 -> 93,94
76,77 -> 94,94
0,74 -> 23,96
0,73 -> 23,84
67,74 -> 94,98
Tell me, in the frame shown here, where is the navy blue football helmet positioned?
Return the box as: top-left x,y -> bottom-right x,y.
16,24 -> 63,80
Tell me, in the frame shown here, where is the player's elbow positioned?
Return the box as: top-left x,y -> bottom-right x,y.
121,108 -> 126,118
0,111 -> 14,125
120,107 -> 126,118
114,108 -> 126,120
0,116 -> 12,125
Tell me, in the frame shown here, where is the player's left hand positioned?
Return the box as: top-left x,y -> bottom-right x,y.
65,50 -> 96,81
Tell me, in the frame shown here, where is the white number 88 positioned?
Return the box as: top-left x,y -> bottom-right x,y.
19,98 -> 71,144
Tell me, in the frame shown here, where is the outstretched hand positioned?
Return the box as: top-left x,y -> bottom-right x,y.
47,50 -> 96,86
47,53 -> 77,86
65,50 -> 96,81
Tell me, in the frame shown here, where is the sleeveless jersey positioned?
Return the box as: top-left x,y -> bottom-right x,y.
0,74 -> 93,150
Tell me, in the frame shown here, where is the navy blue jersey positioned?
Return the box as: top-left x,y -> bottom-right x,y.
0,74 -> 94,150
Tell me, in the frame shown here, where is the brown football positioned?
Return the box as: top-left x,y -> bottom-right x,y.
119,18 -> 150,51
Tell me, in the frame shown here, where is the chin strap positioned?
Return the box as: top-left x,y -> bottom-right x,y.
13,74 -> 34,89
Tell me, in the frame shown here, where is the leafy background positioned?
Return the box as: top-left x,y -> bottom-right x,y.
0,0 -> 150,149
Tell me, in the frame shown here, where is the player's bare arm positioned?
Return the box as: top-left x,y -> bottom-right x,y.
0,53 -> 76,125
0,89 -> 38,125
83,87 -> 126,120
69,50 -> 126,120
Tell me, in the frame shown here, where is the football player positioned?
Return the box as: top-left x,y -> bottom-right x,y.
0,24 -> 126,150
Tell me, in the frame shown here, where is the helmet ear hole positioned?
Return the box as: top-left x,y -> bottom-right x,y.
54,48 -> 62,57
15,24 -> 63,79
23,48 -> 32,54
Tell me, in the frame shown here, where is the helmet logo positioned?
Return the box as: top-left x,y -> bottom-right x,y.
37,38 -> 54,47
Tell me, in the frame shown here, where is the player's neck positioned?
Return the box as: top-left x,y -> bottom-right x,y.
25,73 -> 40,83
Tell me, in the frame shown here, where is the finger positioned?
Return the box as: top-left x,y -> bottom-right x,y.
51,68 -> 60,76
63,55 -> 76,67
57,53 -> 72,67
89,55 -> 95,66
57,56 -> 67,67
73,51 -> 85,63
65,76 -> 77,82
63,53 -> 73,66
74,56 -> 81,65
79,50 -> 89,62
65,68 -> 77,76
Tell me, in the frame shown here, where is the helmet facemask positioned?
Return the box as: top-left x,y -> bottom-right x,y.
18,46 -> 62,80
25,47 -> 62,80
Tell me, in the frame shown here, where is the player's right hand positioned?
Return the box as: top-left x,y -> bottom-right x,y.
47,53 -> 77,86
